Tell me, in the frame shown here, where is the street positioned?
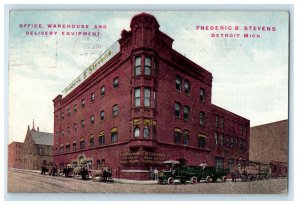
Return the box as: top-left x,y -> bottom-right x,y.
7,168 -> 287,194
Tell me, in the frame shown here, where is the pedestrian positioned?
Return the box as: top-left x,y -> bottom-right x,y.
154,167 -> 159,180
149,167 -> 154,180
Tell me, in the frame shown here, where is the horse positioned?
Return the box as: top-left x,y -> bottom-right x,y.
73,164 -> 89,180
91,167 -> 112,182
102,167 -> 112,182
41,164 -> 48,175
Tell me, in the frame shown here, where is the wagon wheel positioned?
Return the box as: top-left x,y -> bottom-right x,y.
206,176 -> 212,183
168,177 -> 175,185
222,176 -> 227,182
191,176 -> 197,184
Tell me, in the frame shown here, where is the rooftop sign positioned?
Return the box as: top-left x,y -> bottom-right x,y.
62,41 -> 120,97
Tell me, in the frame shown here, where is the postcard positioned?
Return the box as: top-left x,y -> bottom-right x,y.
7,10 -> 289,194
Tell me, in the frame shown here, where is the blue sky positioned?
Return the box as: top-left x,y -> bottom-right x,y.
8,11 -> 289,143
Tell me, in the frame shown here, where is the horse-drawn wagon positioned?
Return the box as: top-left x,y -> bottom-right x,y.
231,161 -> 271,182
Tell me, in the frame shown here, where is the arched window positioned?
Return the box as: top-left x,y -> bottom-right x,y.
72,140 -> 76,151
80,138 -> 85,150
90,135 -> 94,147
174,128 -> 182,144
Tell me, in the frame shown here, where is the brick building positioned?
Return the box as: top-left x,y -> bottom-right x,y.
249,120 -> 288,177
53,13 -> 250,180
8,121 -> 54,170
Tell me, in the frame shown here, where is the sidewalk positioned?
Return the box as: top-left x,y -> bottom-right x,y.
112,178 -> 158,185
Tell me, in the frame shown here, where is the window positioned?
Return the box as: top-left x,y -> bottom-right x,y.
228,159 -> 234,171
56,131 -> 58,138
175,102 -> 181,118
101,86 -> 105,96
67,108 -> 71,116
111,128 -> 118,143
174,129 -> 182,144
184,80 -> 190,95
200,88 -> 205,103
91,92 -> 95,102
61,130 -> 64,137
134,56 -> 141,76
134,88 -> 141,107
100,110 -> 105,121
60,144 -> 64,154
90,135 -> 94,147
200,111 -> 205,126
112,104 -> 119,116
66,144 -> 70,153
61,113 -> 64,120
67,126 -> 70,134
226,136 -> 230,147
175,75 -> 182,91
81,99 -> 85,107
215,132 -> 218,145
74,104 -> 77,112
99,134 -> 105,145
134,127 -> 140,138
144,88 -> 151,107
216,114 -> 219,128
80,138 -> 85,150
81,120 -> 85,128
90,115 -> 95,124
55,146 -> 58,154
113,77 -> 119,88
145,56 -> 151,76
221,117 -> 224,128
144,126 -> 150,139
239,138 -> 243,149
73,123 -> 77,131
86,160 -> 93,170
235,137 -> 239,148
72,141 -> 76,151
198,135 -> 206,148
220,133 -> 224,146
183,132 -> 189,145
183,106 -> 190,121
230,137 -> 234,148
97,160 -> 101,169
215,157 -> 224,170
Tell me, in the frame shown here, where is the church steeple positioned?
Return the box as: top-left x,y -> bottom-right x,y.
31,119 -> 36,132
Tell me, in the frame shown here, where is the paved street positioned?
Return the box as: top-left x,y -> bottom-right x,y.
7,168 -> 287,194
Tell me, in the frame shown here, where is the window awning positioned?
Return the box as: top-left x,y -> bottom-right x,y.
144,119 -> 151,125
73,140 -> 76,143
183,131 -> 190,135
80,137 -> 85,142
175,128 -> 182,133
111,127 -> 118,133
198,134 -> 207,138
60,144 -> 64,147
90,135 -> 94,139
133,119 -> 141,125
66,142 -> 70,146
99,131 -> 104,136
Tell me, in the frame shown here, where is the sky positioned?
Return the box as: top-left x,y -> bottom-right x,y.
8,10 -> 289,143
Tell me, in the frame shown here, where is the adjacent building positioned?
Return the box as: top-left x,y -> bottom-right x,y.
250,120 -> 288,177
53,13 -> 250,180
8,121 -> 54,170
